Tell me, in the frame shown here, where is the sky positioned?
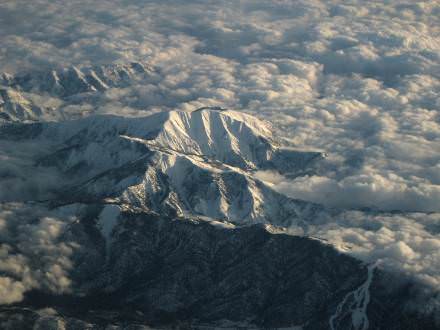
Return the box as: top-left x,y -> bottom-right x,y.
0,0 -> 439,304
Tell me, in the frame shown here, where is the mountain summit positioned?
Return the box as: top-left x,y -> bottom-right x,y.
2,107 -> 325,225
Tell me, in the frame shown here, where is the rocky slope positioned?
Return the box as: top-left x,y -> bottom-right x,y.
1,208 -> 437,330
1,108 -> 326,226
0,62 -> 158,122
1,62 -> 155,98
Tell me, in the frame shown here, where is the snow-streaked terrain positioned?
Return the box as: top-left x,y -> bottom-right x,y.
329,263 -> 377,330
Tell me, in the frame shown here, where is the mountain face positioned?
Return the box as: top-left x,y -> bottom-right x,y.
0,88 -> 46,122
2,108 -> 326,226
1,62 -> 155,98
0,209 -> 436,330
0,65 -> 438,329
0,62 -> 158,122
33,108 -> 321,174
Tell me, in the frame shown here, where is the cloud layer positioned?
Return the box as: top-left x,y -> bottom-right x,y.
0,204 -> 77,304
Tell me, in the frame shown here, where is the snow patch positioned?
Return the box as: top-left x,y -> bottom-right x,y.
329,263 -> 378,330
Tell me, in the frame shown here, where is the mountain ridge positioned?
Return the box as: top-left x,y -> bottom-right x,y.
1,108 -> 326,226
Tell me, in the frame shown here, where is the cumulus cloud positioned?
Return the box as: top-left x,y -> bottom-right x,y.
307,212 -> 440,288
0,204 -> 76,304
257,171 -> 440,212
0,277 -> 25,305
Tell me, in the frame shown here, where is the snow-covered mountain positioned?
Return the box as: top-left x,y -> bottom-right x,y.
2,108 -> 325,226
0,207 -> 435,330
1,62 -> 155,98
0,88 -> 46,121
34,108 -> 323,173
0,62 -> 158,122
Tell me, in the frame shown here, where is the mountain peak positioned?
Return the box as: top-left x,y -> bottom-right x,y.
1,61 -> 157,99
0,88 -> 44,121
153,108 -> 275,169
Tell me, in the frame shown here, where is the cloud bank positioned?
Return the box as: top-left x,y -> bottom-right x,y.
0,204 -> 77,304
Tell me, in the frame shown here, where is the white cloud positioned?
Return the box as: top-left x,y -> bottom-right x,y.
0,277 -> 26,305
306,211 -> 440,288
257,171 -> 440,213
0,204 -> 77,304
